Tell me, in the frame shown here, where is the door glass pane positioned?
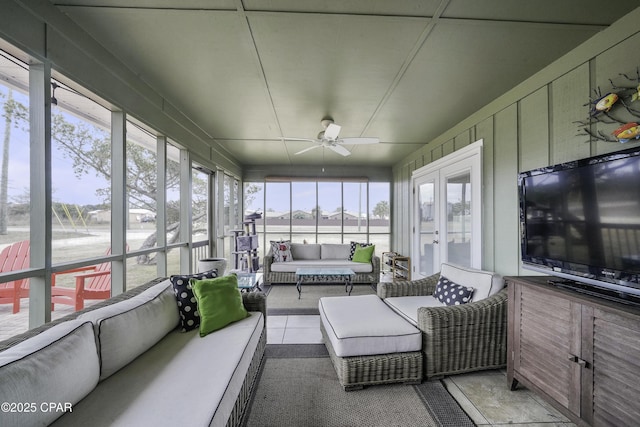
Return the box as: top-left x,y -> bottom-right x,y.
446,172 -> 471,266
418,180 -> 436,276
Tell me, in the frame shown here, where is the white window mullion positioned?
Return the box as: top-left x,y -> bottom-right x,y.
111,111 -> 126,294
156,135 -> 167,277
28,61 -> 52,327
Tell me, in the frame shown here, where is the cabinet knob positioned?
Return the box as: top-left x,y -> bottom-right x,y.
433,240 -> 439,244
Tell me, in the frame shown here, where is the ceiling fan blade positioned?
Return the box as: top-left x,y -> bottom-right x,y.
324,123 -> 341,140
339,137 -> 379,145
283,137 -> 318,143
328,144 -> 351,156
294,145 -> 321,155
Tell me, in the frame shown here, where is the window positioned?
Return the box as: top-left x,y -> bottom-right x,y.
165,143 -> 181,273
0,50 -> 30,335
244,181 -> 264,259
0,39 -> 218,341
292,181 -> 316,243
49,79 -> 113,264
247,179 -> 390,256
125,119 -> 159,289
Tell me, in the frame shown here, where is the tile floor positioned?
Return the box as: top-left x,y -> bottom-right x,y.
267,315 -> 577,427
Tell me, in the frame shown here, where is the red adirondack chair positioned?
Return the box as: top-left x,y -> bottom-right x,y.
51,246 -> 127,312
0,240 -> 31,314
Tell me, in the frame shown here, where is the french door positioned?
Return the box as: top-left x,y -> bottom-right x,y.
412,141 -> 482,278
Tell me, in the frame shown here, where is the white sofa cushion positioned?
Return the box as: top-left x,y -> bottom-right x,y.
270,259 -> 373,273
319,294 -> 421,357
290,243 -> 321,260
383,295 -> 443,326
0,320 -> 99,427
78,279 -> 180,380
321,243 -> 351,260
440,262 -> 504,302
52,312 -> 264,427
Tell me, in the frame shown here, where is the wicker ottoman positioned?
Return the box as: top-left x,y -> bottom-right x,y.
319,294 -> 423,391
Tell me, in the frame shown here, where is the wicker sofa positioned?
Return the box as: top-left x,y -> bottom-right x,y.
0,278 -> 266,427
263,242 -> 380,286
377,263 -> 508,380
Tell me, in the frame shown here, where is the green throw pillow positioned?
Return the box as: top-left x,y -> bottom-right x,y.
352,244 -> 375,263
191,275 -> 248,337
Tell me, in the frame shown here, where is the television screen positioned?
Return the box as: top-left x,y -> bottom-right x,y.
519,147 -> 640,297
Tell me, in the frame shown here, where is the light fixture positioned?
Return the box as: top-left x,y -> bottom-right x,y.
51,82 -> 58,105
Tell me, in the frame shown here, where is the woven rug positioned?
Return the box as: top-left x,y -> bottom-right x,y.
266,284 -> 376,315
242,345 -> 475,427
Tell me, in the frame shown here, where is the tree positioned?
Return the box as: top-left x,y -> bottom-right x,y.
51,112 -> 194,264
52,113 -> 182,212
372,200 -> 389,219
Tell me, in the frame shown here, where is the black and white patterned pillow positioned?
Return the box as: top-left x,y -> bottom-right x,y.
170,269 -> 218,332
270,240 -> 293,262
348,241 -> 373,260
434,276 -> 475,306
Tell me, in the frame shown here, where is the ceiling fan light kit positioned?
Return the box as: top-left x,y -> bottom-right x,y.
287,117 -> 380,157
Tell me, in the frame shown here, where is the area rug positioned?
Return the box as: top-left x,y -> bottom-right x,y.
267,284 -> 376,315
242,345 -> 475,427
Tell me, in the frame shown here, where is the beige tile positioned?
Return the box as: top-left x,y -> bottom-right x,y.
282,327 -> 322,344
268,315 -> 287,328
267,328 -> 285,344
285,315 -> 320,328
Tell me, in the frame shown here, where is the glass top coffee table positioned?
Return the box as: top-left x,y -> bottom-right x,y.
235,272 -> 263,292
295,268 -> 355,299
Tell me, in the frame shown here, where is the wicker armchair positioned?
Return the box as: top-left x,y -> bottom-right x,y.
377,269 -> 508,380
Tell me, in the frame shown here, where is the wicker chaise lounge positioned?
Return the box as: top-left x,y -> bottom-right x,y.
377,263 -> 508,380
319,263 -> 507,389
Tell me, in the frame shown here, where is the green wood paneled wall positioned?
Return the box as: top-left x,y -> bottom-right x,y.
391,11 -> 640,276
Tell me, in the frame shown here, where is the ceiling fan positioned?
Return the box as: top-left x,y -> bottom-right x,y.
284,117 -> 379,156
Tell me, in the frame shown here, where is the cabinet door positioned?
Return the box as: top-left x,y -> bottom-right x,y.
513,284 -> 582,416
588,308 -> 640,426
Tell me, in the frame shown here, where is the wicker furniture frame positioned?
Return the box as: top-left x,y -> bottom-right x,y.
377,273 -> 508,380
0,278 -> 267,427
320,322 -> 423,391
263,250 -> 380,286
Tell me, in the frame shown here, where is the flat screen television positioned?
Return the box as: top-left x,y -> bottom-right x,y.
518,146 -> 640,300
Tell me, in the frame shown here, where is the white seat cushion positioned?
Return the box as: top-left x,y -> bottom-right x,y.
78,279 -> 180,380
440,263 -> 504,302
52,312 -> 264,427
270,260 -> 372,273
0,320 -> 100,427
383,296 -> 443,326
319,294 -> 421,357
